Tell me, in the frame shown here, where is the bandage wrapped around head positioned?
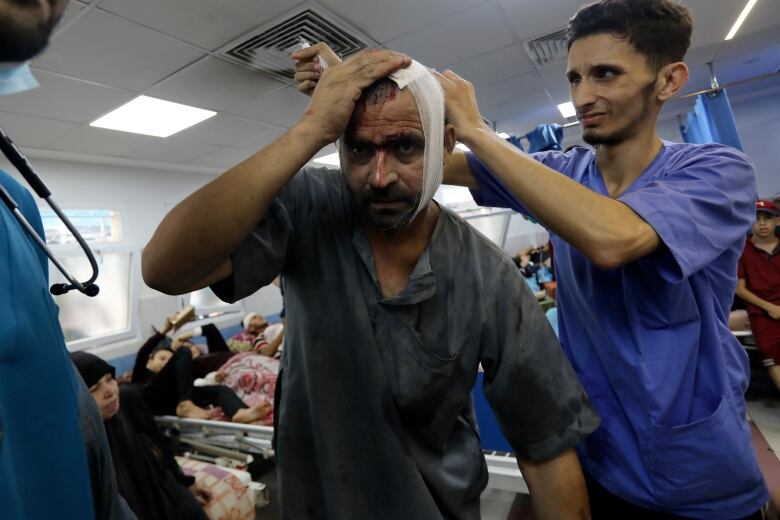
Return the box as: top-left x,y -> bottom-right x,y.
387,60 -> 446,221
243,312 -> 259,330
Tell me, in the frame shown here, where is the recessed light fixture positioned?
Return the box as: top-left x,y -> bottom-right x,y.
496,132 -> 510,139
313,152 -> 341,166
557,101 -> 576,119
455,143 -> 470,152
726,0 -> 759,40
90,95 -> 216,138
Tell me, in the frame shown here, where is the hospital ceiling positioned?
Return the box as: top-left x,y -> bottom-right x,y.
0,0 -> 778,172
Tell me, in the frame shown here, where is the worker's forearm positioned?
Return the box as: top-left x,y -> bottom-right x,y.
461,128 -> 658,268
519,449 -> 590,520
442,150 -> 478,187
736,285 -> 774,313
142,122 -> 326,294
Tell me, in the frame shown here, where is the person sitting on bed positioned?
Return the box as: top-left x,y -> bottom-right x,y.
130,315 -> 269,423
71,351 -> 212,520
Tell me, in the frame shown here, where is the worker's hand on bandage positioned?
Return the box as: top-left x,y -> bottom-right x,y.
296,49 -> 412,146
434,69 -> 491,144
291,41 -> 342,96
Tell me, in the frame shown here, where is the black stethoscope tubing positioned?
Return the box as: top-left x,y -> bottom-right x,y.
0,126 -> 100,297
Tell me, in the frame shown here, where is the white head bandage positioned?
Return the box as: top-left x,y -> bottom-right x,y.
243,312 -> 259,330
388,60 -> 446,222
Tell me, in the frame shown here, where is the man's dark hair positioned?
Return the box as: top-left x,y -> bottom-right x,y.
566,0 -> 693,72
0,0 -> 66,61
357,78 -> 400,110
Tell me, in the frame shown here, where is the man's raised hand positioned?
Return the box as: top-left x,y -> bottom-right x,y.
295,48 -> 411,147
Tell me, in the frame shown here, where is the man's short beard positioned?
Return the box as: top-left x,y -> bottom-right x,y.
0,2 -> 63,62
582,79 -> 657,147
351,185 -> 421,231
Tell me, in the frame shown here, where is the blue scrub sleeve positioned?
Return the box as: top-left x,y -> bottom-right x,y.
465,150 -> 573,217
619,144 -> 756,282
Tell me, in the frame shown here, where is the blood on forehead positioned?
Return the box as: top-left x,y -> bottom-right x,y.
347,88 -> 423,143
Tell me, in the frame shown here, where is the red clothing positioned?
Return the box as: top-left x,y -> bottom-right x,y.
738,237 -> 780,363
737,237 -> 780,317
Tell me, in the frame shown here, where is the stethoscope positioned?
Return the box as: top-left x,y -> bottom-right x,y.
0,126 -> 100,297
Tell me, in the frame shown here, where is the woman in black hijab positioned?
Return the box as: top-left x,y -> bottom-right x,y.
71,351 -> 211,520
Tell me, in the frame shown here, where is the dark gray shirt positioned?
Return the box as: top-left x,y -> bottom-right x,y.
213,168 -> 599,520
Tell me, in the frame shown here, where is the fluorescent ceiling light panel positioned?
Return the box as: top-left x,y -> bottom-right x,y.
90,96 -> 216,138
455,143 -> 470,152
313,152 -> 341,166
557,101 -> 576,119
496,132 -> 510,138
726,0 -> 759,40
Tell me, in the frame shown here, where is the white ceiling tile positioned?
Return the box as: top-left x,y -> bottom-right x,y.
173,114 -> 279,147
120,138 -> 222,164
495,0 -> 578,43
56,0 -> 86,27
227,87 -> 309,128
0,112 -> 80,149
536,62 -> 571,105
146,57 -> 285,111
476,72 -> 548,111
446,44 -> 534,86
384,2 -> 515,69
188,147 -> 257,170
0,70 -> 134,124
318,0 -> 484,43
33,10 -> 204,91
234,128 -> 288,152
47,126 -> 160,156
99,0 -> 305,50
682,0 -> 769,49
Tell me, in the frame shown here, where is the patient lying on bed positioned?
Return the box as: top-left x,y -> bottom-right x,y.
71,351 -> 212,520
130,317 -> 269,423
227,312 -> 285,356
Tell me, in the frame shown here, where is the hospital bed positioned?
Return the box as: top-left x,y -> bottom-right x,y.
156,416 -> 527,494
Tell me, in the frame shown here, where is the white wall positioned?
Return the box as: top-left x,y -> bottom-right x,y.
0,154 -> 283,358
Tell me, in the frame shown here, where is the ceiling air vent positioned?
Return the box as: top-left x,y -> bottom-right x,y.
524,29 -> 568,67
218,6 -> 377,83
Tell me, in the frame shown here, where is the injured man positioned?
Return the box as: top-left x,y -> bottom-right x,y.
143,49 -> 600,519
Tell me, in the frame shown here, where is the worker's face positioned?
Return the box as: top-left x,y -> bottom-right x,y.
247,316 -> 268,335
753,212 -> 779,238
146,349 -> 173,373
89,373 -> 120,421
566,34 -> 661,146
341,88 -> 426,230
0,0 -> 68,61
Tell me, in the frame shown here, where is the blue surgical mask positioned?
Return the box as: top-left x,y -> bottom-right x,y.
0,62 -> 39,96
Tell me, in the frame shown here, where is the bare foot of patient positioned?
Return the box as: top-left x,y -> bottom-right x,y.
176,400 -> 212,420
231,402 -> 271,424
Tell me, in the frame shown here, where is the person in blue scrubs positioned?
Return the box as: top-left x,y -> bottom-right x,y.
0,1 -> 132,518
436,0 -> 768,518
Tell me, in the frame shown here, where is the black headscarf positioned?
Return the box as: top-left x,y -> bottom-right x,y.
71,351 -> 115,388
70,353 -> 201,519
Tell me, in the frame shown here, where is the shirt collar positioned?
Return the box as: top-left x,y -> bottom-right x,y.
352,206 -> 445,305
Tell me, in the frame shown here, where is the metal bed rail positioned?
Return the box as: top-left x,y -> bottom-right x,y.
156,416 -> 526,492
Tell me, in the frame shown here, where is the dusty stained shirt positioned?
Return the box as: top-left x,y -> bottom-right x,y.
213,167 -> 599,520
